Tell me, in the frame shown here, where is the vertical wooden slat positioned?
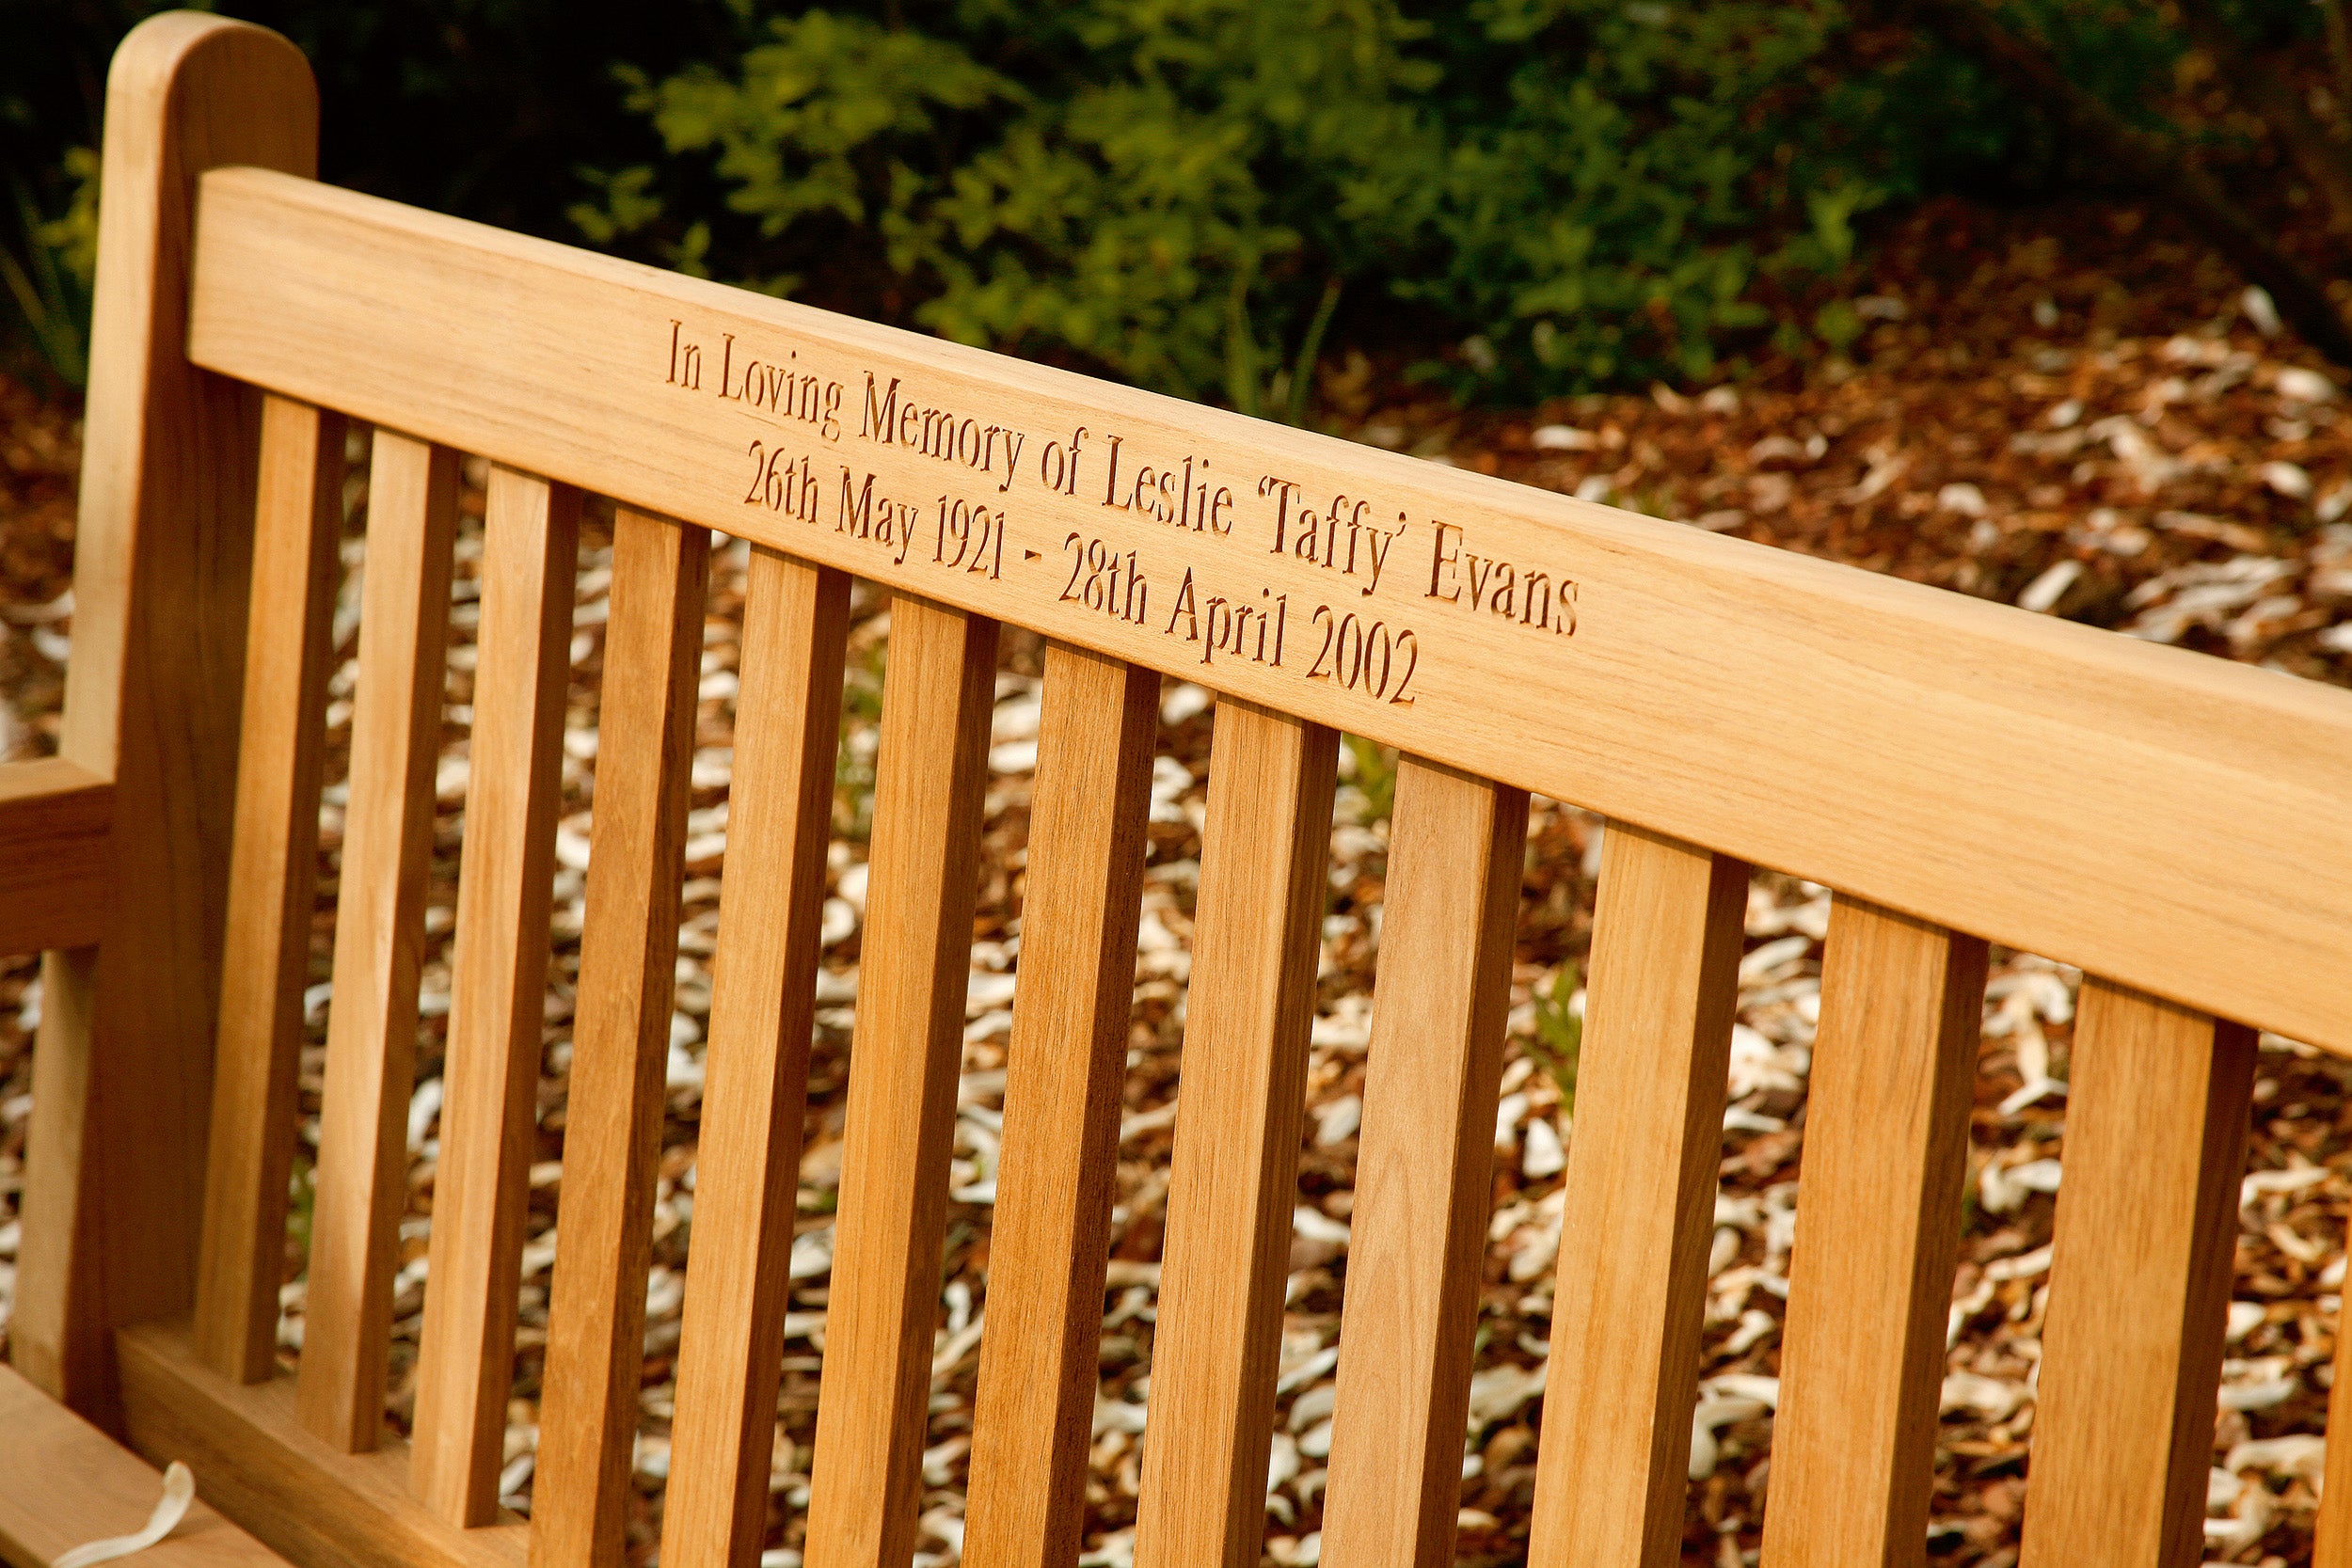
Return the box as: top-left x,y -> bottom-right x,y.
660,549 -> 850,1568
803,594 -> 1000,1568
2316,1238 -> 2352,1564
296,430 -> 460,1449
961,643 -> 1159,1568
1131,700 -> 1338,1568
1759,898 -> 1988,1568
410,466 -> 579,1526
1525,824 -> 1748,1568
531,508 -> 708,1568
12,14 -> 316,1424
190,393 -> 345,1383
2019,981 -> 2254,1568
1318,758 -> 1527,1568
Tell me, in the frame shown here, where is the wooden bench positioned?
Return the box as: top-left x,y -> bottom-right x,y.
5,11 -> 2350,1567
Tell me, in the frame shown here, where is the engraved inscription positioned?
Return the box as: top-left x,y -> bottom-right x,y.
662,313 -> 1587,712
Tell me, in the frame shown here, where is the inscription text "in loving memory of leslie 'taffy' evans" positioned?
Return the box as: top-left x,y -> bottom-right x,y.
664,319 -> 1579,709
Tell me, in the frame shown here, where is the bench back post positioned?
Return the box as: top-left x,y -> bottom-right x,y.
10,13 -> 317,1428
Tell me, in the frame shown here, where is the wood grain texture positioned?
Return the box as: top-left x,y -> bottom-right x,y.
1760,900 -> 1988,1568
298,431 -> 460,1450
13,15 -> 316,1425
2019,982 -> 2255,1568
1319,758 -> 1527,1568
531,510 -> 708,1568
2318,1250 -> 2352,1565
409,467 -> 578,1525
0,1359 -> 289,1568
117,1322 -> 528,1568
185,166 -> 2352,1056
192,393 -> 345,1386
803,594 -> 1000,1568
961,643 -> 1159,1568
1525,825 -> 1748,1568
1132,701 -> 1339,1568
660,549 -> 850,1568
0,759 -> 114,955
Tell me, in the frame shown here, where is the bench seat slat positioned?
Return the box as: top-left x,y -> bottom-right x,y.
532,508 -> 708,1567
1761,899 -> 1987,1565
2020,983 -> 2255,1566
410,467 -> 579,1526
1526,825 -> 1748,1567
0,1356 -> 290,1568
1320,758 -> 1527,1568
1132,701 -> 1338,1568
803,594 -> 1000,1568
661,549 -> 850,1568
193,393 -> 345,1385
299,430 -> 461,1451
962,642 -> 1159,1568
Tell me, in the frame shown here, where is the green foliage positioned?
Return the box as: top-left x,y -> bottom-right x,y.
1340,733 -> 1398,825
1525,962 -> 1581,1112
1,150 -> 98,388
6,0 -> 2337,400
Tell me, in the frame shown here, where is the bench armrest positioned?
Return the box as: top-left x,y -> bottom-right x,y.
0,758 -> 115,953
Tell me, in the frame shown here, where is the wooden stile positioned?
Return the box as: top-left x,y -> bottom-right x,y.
2020,982 -> 2255,1568
1761,899 -> 1988,1567
13,15 -> 317,1420
961,642 -> 1160,1568
803,594 -> 1001,1568
660,548 -> 850,1568
1319,758 -> 1527,1568
298,429 -> 461,1451
1132,701 -> 1339,1568
410,467 -> 580,1525
1526,825 -> 1748,1568
531,508 -> 709,1568
191,393 -> 346,1385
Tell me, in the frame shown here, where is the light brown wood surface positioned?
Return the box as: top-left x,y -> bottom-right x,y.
2020,983 -> 2255,1567
192,393 -> 345,1386
12,14 -> 317,1424
803,594 -> 1001,1568
118,1322 -> 527,1568
0,1358 -> 289,1568
409,467 -> 579,1525
1132,701 -> 1338,1568
660,549 -> 850,1568
961,642 -> 1159,1568
531,509 -> 707,1568
0,759 -> 114,954
299,430 -> 461,1450
1319,758 -> 1527,1568
1526,825 -> 1748,1568
1760,899 -> 1988,1567
185,166 -> 2352,1056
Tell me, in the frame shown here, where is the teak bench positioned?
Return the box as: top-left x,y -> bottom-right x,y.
5,12 -> 2350,1568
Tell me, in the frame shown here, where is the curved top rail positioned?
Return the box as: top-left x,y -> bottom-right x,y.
185,166 -> 2352,1053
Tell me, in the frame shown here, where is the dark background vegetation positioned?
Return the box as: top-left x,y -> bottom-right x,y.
6,1 -> 2351,406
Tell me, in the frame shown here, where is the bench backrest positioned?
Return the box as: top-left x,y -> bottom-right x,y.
12,13 -> 2352,1568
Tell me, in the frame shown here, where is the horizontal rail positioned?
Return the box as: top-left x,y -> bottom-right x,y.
187,166 -> 2352,1053
116,1321 -> 528,1568
0,758 -> 115,954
